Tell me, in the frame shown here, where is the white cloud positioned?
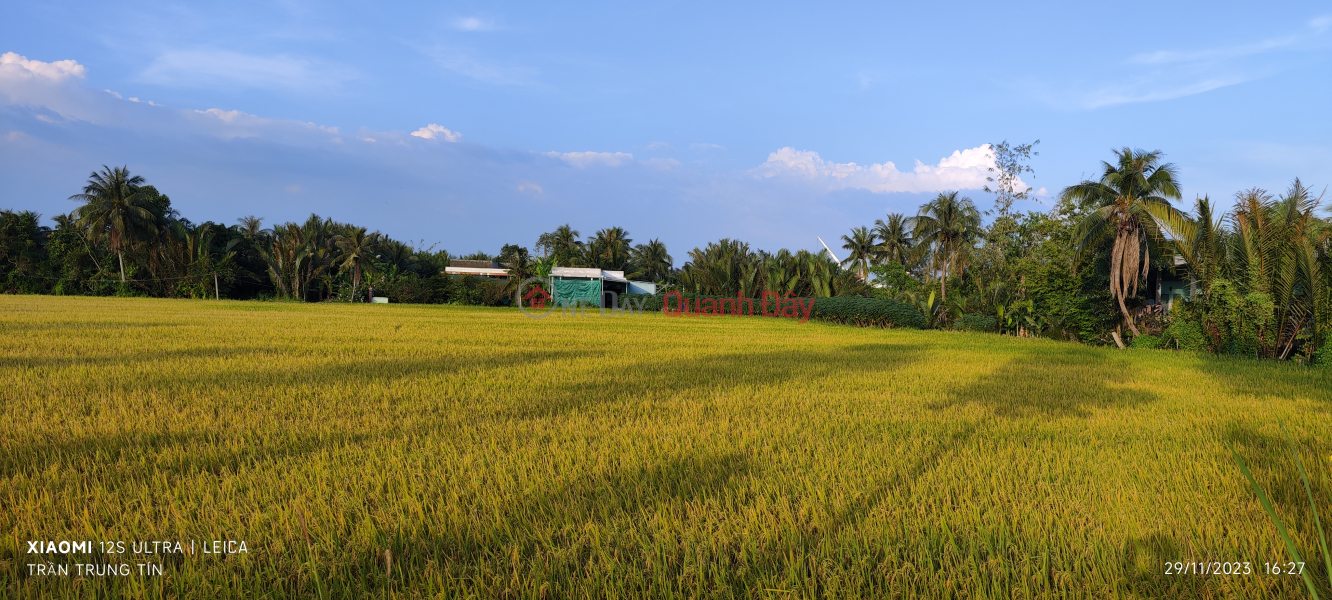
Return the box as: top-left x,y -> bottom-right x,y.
453,17 -> 495,31
0,52 -> 100,120
645,141 -> 671,151
139,50 -> 355,91
410,124 -> 462,142
544,151 -> 633,168
757,145 -> 1012,194
517,182 -> 543,194
690,142 -> 724,151
1311,15 -> 1331,33
0,52 -> 85,82
284,184 -> 303,194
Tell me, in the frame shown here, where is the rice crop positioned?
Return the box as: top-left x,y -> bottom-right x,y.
1,295 -> 1330,598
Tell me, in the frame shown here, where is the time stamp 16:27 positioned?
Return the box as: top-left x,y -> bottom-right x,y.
1164,561 -> 1305,576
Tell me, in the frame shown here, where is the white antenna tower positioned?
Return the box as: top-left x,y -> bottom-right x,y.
816,236 -> 841,263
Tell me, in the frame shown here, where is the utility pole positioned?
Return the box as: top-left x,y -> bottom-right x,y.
214,272 -> 220,301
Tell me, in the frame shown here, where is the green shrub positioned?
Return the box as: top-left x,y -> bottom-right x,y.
953,313 -> 997,333
632,294 -> 925,329
809,297 -> 927,329
1316,343 -> 1332,370
1130,334 -> 1163,349
1160,319 -> 1207,351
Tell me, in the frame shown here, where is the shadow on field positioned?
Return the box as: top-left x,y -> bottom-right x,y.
509,342 -> 927,420
414,451 -> 752,593
1,427 -> 378,481
59,346 -> 608,397
4,344 -> 268,370
767,422 -> 977,593
1197,355 -> 1332,409
1117,425 -> 1332,597
933,345 -> 1159,418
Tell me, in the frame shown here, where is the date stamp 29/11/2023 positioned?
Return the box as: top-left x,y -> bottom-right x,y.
1164,561 -> 1306,576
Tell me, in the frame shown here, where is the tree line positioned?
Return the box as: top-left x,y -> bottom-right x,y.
1,149 -> 1329,362
813,146 -> 1330,362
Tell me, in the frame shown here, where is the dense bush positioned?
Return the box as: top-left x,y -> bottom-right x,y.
618,293 -> 925,329
809,297 -> 927,329
1130,334 -> 1163,349
953,313 -> 997,333
1160,318 -> 1207,352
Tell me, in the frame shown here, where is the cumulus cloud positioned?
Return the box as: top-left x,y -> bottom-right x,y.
0,52 -> 85,82
544,151 -> 633,168
410,124 -> 462,141
517,182 -> 544,194
756,145 -> 1008,194
0,52 -> 101,120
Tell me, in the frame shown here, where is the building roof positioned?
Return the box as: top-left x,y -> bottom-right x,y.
551,267 -> 628,282
445,266 -> 510,277
450,259 -> 499,269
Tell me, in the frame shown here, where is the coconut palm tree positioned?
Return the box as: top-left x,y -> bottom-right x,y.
69,166 -> 156,282
585,227 -> 633,270
336,227 -> 380,301
911,191 -> 981,303
540,224 -> 583,265
872,213 -> 912,265
840,226 -> 876,281
631,239 -> 673,282
238,215 -> 264,239
1147,194 -> 1228,293
1061,148 -> 1183,336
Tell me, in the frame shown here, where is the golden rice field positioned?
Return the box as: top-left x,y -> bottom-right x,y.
1,295 -> 1330,599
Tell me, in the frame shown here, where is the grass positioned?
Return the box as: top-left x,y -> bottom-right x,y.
0,295 -> 1329,598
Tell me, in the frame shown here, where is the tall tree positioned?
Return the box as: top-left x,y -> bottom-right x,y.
585,227 -> 633,270
1061,148 -> 1184,336
984,140 -> 1040,218
872,213 -> 912,265
840,226 -> 877,281
336,227 -> 380,301
69,166 -> 155,282
631,239 -> 673,282
238,215 -> 264,238
911,191 -> 982,303
539,224 -> 582,265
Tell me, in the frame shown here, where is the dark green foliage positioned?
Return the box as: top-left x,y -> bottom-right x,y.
810,297 -> 927,329
1316,343 -> 1332,369
954,313 -> 997,333
1160,318 -> 1207,352
0,210 -> 50,294
1130,334 -> 1163,349
1168,280 -> 1280,357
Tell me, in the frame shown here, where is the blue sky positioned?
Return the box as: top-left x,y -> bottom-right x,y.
2,1 -> 1330,259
